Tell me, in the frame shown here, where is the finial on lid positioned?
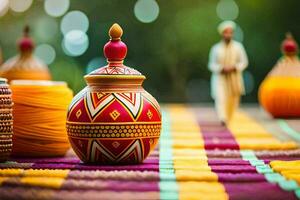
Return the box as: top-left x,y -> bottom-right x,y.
286,32 -> 293,39
18,25 -> 34,54
24,25 -> 30,37
109,23 -> 123,40
87,23 -> 143,76
103,23 -> 127,66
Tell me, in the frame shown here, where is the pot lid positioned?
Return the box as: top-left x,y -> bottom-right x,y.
87,23 -> 143,76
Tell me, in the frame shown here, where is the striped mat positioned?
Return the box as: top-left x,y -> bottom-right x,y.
0,105 -> 300,200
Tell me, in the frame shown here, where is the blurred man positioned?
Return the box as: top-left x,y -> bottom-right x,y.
208,21 -> 248,125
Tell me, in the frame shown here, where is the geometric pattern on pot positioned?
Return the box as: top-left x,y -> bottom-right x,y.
86,93 -> 115,119
92,66 -> 141,75
86,92 -> 142,120
68,91 -> 161,123
68,136 -> 158,164
143,91 -> 160,112
90,139 -> 143,163
68,87 -> 88,111
114,93 -> 142,117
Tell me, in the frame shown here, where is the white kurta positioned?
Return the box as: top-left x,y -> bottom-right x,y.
208,40 -> 248,122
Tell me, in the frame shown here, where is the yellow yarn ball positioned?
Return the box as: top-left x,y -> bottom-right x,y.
11,80 -> 73,157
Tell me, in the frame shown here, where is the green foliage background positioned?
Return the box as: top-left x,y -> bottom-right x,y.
0,0 -> 299,103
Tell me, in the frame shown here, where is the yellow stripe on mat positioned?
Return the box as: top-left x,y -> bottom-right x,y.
228,111 -> 298,150
270,160 -> 300,185
20,177 -> 65,189
0,169 -> 69,178
167,105 -> 228,200
0,169 -> 23,176
24,169 -> 70,178
0,169 -> 69,188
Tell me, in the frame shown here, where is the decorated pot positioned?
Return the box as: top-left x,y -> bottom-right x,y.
0,78 -> 13,162
259,33 -> 300,117
66,24 -> 162,164
0,26 -> 51,83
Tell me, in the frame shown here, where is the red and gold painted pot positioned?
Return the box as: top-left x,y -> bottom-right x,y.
66,24 -> 162,164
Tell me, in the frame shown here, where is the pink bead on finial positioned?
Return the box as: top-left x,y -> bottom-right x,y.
18,25 -> 34,54
103,23 -> 127,67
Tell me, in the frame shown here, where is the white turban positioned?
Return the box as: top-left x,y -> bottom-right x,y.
218,20 -> 236,35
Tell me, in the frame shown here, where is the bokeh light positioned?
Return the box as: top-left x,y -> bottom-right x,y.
44,0 -> 70,17
35,17 -> 58,41
134,0 -> 159,23
86,57 -> 106,74
62,30 -> 89,57
216,0 -> 239,21
0,0 -> 9,17
60,11 -> 89,35
35,44 -> 56,65
243,70 -> 255,95
0,0 -> 297,103
9,0 -> 32,13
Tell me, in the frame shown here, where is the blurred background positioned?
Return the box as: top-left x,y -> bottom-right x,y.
0,0 -> 299,103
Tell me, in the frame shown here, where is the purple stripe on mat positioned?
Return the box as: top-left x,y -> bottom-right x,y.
206,149 -> 300,159
217,173 -> 266,182
139,158 -> 159,164
31,163 -> 160,171
2,179 -> 159,192
223,182 -> 297,200
0,187 -> 159,200
210,165 -> 257,173
208,159 -> 250,165
32,163 -> 77,169
3,157 -> 160,171
11,156 -> 159,164
204,140 -> 240,150
67,170 -> 160,181
53,190 -> 159,200
75,163 -> 159,171
197,116 -> 297,200
62,180 -> 159,191
198,121 -> 239,150
11,157 -> 81,164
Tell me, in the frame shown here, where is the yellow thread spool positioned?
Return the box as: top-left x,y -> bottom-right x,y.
11,80 -> 73,157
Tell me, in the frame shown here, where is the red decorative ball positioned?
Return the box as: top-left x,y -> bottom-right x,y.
103,40 -> 127,61
18,37 -> 34,53
281,33 -> 298,54
283,40 -> 297,53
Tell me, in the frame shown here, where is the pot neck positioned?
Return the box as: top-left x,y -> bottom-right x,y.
84,74 -> 146,93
